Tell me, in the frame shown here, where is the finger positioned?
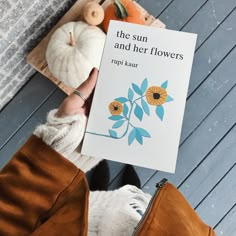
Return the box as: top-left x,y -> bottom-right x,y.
71,68 -> 98,106
56,68 -> 98,117
77,67 -> 98,98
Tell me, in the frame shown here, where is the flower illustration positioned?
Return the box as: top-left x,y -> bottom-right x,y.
145,86 -> 167,106
86,78 -> 174,146
109,101 -> 123,115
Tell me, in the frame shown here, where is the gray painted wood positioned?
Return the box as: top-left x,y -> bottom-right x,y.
138,0 -> 173,18
158,0 -> 207,31
182,0 -> 236,48
0,89 -> 66,169
188,9 -> 236,96
179,124 -> 236,208
215,205 -> 236,236
0,74 -> 56,149
107,161 -> 126,186
108,167 -> 126,190
140,0 -> 236,99
134,166 -> 156,187
142,85 -> 236,195
195,164 -> 236,227
180,47 -> 236,143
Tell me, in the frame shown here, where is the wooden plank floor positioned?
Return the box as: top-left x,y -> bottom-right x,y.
0,0 -> 235,234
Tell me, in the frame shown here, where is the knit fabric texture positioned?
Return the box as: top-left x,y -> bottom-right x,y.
33,109 -> 102,172
89,185 -> 151,236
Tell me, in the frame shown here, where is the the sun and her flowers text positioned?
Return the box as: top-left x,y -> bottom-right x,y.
111,30 -> 184,68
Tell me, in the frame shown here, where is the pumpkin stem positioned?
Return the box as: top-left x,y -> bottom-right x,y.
69,32 -> 76,47
114,0 -> 128,19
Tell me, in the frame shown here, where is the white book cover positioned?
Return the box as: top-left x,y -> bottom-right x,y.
81,21 -> 197,173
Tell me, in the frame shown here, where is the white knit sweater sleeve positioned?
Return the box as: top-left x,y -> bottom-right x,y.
33,109 -> 102,172
88,185 -> 152,236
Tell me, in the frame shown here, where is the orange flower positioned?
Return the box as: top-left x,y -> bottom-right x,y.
145,86 -> 167,106
109,101 -> 123,115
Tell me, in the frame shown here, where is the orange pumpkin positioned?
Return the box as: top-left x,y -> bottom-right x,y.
102,0 -> 145,33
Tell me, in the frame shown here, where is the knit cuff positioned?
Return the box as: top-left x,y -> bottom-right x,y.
88,185 -> 151,235
33,109 -> 87,157
33,109 -> 102,172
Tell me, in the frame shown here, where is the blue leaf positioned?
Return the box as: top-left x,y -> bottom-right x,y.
112,120 -> 126,129
134,104 -> 143,121
161,80 -> 168,89
135,131 -> 143,145
109,129 -> 117,138
123,103 -> 129,117
141,78 -> 148,94
128,88 -> 134,101
156,105 -> 164,121
132,83 -> 142,95
136,128 -> 151,138
109,115 -> 124,120
166,95 -> 174,102
115,97 -> 129,103
128,128 -> 136,145
141,99 -> 150,116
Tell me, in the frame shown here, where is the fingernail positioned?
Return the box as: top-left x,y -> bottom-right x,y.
89,67 -> 96,76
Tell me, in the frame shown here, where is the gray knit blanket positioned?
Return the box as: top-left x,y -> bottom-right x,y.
0,0 -> 77,110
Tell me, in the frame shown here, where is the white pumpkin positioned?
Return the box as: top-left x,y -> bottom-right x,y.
46,21 -> 106,87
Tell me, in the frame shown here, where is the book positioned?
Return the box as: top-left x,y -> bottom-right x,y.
81,21 -> 197,173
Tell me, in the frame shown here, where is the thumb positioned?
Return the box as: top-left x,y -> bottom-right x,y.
76,68 -> 98,100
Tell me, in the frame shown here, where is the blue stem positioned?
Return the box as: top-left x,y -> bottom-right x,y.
85,131 -> 113,138
86,95 -> 145,139
119,95 -> 144,138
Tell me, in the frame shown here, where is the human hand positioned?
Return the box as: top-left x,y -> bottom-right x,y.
56,68 -> 98,118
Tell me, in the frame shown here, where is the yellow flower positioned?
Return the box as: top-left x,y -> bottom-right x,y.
145,86 -> 167,106
109,101 -> 123,115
